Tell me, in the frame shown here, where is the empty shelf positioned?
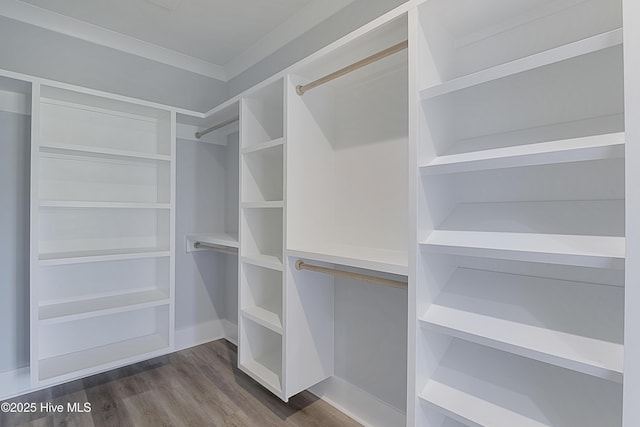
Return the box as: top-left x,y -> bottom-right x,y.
40,142 -> 170,162
242,255 -> 283,271
40,248 -> 171,266
40,201 -> 171,209
39,334 -> 169,383
420,29 -> 623,99
241,306 -> 283,334
241,201 -> 284,209
241,137 -> 285,155
420,268 -> 623,381
39,290 -> 170,324
418,340 -> 622,427
421,133 -> 625,175
288,244 -> 408,276
422,230 -> 624,269
422,305 -> 622,381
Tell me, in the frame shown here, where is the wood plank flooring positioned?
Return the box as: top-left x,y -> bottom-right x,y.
0,340 -> 361,427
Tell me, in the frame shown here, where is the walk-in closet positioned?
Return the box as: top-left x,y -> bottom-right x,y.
1,0 -> 639,426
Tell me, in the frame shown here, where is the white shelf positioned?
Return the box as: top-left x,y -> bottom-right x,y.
38,334 -> 169,383
420,380 -> 548,427
39,248 -> 171,266
420,29 -> 623,99
241,306 -> 283,334
420,269 -> 623,382
418,340 -> 622,427
421,230 -> 625,269
421,133 -> 625,175
40,142 -> 171,162
39,290 -> 170,325
288,244 -> 408,276
186,232 -> 239,253
242,255 -> 283,271
241,201 -> 284,209
241,354 -> 283,397
40,201 -> 171,209
241,137 -> 285,155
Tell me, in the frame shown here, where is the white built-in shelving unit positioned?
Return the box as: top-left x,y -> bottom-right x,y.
30,84 -> 176,386
410,0 -> 626,425
238,78 -> 287,398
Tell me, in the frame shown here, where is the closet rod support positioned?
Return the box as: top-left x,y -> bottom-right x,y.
295,260 -> 407,289
194,241 -> 238,255
195,116 -> 239,139
296,40 -> 408,96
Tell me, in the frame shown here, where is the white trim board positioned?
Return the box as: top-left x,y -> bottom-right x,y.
0,0 -> 358,82
0,89 -> 29,115
309,376 -> 407,427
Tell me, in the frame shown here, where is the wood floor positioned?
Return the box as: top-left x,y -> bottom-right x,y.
1,340 -> 361,427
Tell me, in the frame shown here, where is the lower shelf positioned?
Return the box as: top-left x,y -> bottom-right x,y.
40,248 -> 171,266
241,355 -> 283,397
241,307 -> 283,334
38,334 -> 169,384
39,289 -> 170,324
419,340 -> 622,427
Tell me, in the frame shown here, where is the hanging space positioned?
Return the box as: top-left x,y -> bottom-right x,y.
411,0 -> 624,426
177,102 -> 240,348
286,13 -> 409,426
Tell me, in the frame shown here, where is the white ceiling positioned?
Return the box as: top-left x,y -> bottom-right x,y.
1,0 -> 357,80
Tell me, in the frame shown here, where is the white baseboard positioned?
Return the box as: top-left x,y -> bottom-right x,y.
0,367 -> 31,401
309,376 -> 406,427
221,319 -> 238,346
175,319 -> 227,351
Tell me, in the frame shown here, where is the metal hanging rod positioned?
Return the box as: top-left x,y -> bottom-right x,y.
194,241 -> 238,255
296,40 -> 408,96
295,260 -> 407,290
194,116 -> 239,139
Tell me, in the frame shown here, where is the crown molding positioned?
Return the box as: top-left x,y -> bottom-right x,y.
223,0 -> 357,80
1,1 -> 227,81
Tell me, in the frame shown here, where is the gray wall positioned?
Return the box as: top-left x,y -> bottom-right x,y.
0,110 -> 30,373
175,134 -> 239,332
0,16 -> 228,112
228,0 -> 406,96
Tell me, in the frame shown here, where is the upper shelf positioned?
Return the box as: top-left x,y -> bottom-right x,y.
421,230 -> 625,269
421,132 -> 625,175
40,142 -> 171,162
288,244 -> 408,276
420,29 -> 622,99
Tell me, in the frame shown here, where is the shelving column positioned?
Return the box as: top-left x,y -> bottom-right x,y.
412,1 -> 625,426
238,78 -> 287,399
31,85 -> 175,387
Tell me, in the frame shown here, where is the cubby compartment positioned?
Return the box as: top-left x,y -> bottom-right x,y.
37,304 -> 170,384
38,207 -> 170,262
240,263 -> 282,333
40,86 -> 171,157
287,17 -> 408,275
420,45 -> 623,162
37,257 -> 170,323
418,339 -> 622,427
241,208 -> 283,267
39,149 -> 170,205
241,79 -> 284,148
417,0 -> 622,89
241,143 -> 283,203
239,318 -> 283,396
